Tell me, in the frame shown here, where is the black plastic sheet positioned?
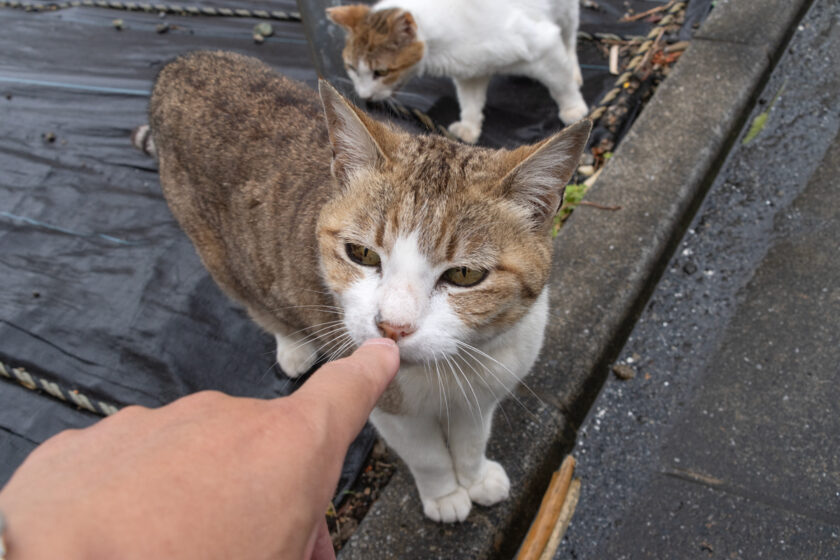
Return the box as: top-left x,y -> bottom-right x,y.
0,0 -> 679,494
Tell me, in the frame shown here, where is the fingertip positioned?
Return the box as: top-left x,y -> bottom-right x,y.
356,338 -> 400,381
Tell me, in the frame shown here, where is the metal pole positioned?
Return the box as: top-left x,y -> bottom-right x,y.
296,0 -> 353,96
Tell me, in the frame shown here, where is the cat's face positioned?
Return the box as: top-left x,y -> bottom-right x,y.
316,82 -> 590,364
327,5 -> 424,101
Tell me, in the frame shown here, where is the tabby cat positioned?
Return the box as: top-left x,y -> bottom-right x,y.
148,51 -> 589,523
327,0 -> 588,144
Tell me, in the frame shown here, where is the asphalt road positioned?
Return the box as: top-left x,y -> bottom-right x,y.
557,0 -> 840,557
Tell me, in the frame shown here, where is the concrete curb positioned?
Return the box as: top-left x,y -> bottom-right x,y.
339,1 -> 813,558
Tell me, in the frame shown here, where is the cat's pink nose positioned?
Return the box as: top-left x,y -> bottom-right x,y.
377,321 -> 415,342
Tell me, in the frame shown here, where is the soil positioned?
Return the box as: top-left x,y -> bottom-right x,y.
328,438 -> 397,552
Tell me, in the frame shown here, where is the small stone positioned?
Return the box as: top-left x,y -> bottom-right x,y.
112,18 -> 124,30
253,22 -> 274,38
612,363 -> 635,380
43,131 -> 56,143
578,164 -> 596,176
631,352 -> 641,363
252,33 -> 265,44
683,262 -> 697,275
156,23 -> 169,34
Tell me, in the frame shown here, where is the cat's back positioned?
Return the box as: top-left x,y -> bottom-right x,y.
148,52 -> 335,323
150,50 -> 330,196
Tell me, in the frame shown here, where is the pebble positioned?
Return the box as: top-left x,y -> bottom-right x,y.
156,23 -> 169,34
112,18 -> 124,30
612,363 -> 636,380
43,131 -> 56,143
253,33 -> 265,44
253,22 -> 274,38
578,164 -> 596,176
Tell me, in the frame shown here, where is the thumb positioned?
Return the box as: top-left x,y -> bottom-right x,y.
290,338 -> 400,448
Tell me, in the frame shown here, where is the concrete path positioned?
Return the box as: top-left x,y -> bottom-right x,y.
557,0 -> 840,557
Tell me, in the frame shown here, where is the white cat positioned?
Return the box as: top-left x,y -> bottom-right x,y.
328,0 -> 588,144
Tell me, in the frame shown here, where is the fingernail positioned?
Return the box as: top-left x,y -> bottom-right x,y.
361,338 -> 397,348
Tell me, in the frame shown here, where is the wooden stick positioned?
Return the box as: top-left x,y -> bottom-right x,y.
516,455 -> 576,560
538,478 -> 582,560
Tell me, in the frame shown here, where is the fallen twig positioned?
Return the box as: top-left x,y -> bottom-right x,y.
516,456 -> 576,560
620,0 -> 674,22
579,200 -> 622,211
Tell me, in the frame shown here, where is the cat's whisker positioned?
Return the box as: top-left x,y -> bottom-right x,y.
260,318 -> 344,359
442,353 -> 478,425
450,353 -> 485,428
432,352 -> 451,439
454,342 -> 539,420
310,331 -> 353,365
280,319 -> 347,341
283,323 -> 348,355
266,304 -> 344,315
325,335 -> 356,363
455,351 -> 514,431
455,340 -> 547,410
299,288 -> 335,297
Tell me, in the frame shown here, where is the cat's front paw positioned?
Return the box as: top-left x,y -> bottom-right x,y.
560,102 -> 589,125
466,460 -> 510,507
448,120 -> 482,144
275,334 -> 318,378
422,487 -> 472,523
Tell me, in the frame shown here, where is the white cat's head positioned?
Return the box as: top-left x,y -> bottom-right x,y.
316,81 -> 590,363
326,5 -> 424,101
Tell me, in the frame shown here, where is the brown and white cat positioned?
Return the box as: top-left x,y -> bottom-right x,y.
327,0 -> 588,144
148,51 -> 589,523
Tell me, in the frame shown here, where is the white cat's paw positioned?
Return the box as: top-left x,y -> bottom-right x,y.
466,460 -> 510,507
560,101 -> 588,125
448,120 -> 482,144
422,487 -> 472,523
275,335 -> 318,378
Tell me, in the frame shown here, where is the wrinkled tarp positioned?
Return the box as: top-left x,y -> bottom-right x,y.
0,0 -> 675,494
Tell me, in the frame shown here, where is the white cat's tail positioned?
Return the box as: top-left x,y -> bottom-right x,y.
130,124 -> 157,157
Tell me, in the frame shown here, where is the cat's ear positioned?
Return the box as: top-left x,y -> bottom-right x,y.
326,4 -> 370,31
499,119 -> 592,229
388,10 -> 418,45
319,79 -> 393,183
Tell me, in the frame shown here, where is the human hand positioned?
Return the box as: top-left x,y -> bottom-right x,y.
0,338 -> 399,560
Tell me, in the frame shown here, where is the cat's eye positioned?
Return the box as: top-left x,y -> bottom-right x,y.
442,266 -> 487,288
373,68 -> 390,78
346,243 -> 381,267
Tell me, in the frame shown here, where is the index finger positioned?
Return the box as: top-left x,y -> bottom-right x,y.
290,338 -> 399,447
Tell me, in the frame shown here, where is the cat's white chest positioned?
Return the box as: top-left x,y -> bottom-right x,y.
392,288 -> 549,417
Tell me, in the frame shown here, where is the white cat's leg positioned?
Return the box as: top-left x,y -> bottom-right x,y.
525,45 -> 588,124
370,409 -> 471,523
557,2 -> 583,86
449,405 -> 510,507
274,331 -> 318,378
448,76 -> 491,144
567,45 -> 583,87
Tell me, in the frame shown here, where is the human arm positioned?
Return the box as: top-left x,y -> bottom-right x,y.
0,338 -> 399,560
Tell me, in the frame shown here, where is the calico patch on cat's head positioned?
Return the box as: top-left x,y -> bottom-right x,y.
327,5 -> 424,101
316,80 -> 590,363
